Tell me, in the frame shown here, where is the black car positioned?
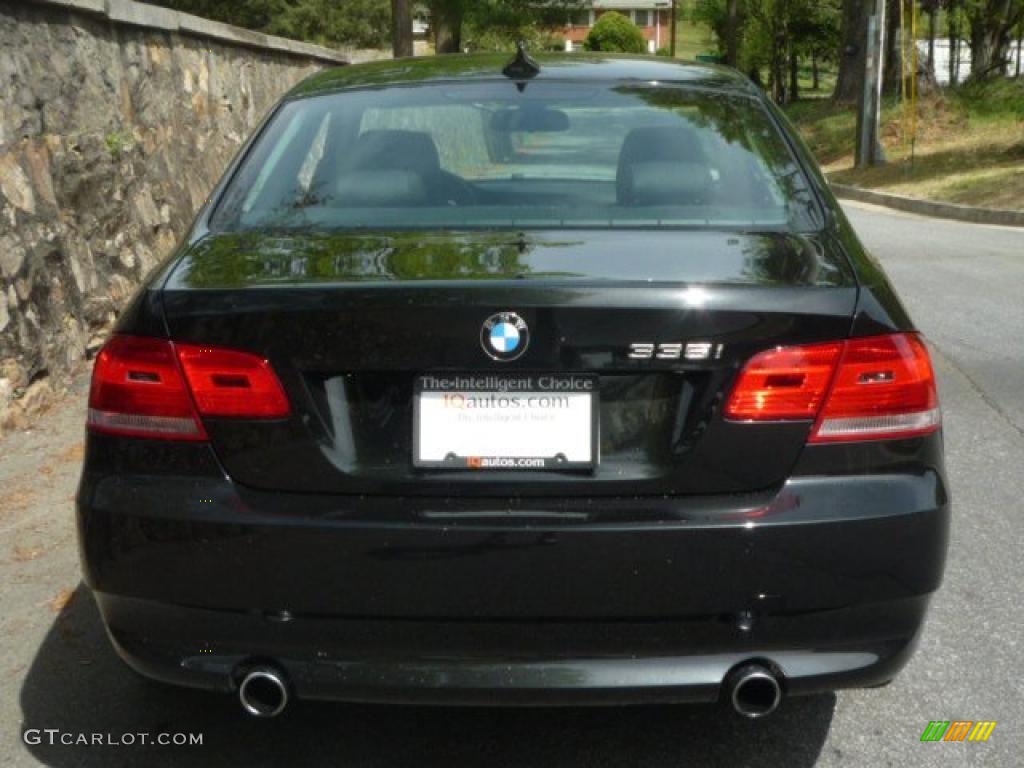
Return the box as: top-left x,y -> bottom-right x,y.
77,52 -> 949,719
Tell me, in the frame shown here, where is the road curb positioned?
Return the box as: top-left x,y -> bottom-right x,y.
830,184 -> 1024,228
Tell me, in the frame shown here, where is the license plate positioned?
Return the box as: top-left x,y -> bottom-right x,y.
414,374 -> 598,470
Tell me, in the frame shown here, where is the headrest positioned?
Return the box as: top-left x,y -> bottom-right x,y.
349,130 -> 442,176
617,125 -> 710,205
618,125 -> 707,167
333,170 -> 428,206
619,161 -> 711,206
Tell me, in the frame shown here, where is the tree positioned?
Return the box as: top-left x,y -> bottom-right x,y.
696,0 -> 838,102
391,0 -> 414,57
949,0 -> 964,83
882,0 -> 902,93
694,0 -> 746,59
735,0 -> 834,103
429,0 -> 466,53
726,0 -> 743,65
1017,17 -> 1024,74
788,0 -> 841,96
429,1 -> 582,54
152,0 -> 392,49
743,0 -> 793,102
584,11 -> 648,52
834,0 -> 872,102
803,2 -> 842,89
922,0 -> 941,72
965,0 -> 1024,78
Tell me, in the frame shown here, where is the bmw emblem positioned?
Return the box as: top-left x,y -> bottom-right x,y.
481,312 -> 530,362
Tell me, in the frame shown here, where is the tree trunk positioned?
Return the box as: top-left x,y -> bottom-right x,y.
771,32 -> 787,104
789,48 -> 800,101
391,0 -> 414,58
725,0 -> 740,67
670,0 -> 678,57
971,25 -> 1001,77
812,52 -> 820,90
1017,29 -> 1023,76
967,0 -> 1020,79
834,0 -> 871,102
927,7 -> 937,72
949,0 -> 960,84
432,3 -> 463,54
882,0 -> 902,94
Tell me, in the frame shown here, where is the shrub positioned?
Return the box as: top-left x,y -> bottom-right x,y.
466,23 -> 565,53
584,11 -> 647,54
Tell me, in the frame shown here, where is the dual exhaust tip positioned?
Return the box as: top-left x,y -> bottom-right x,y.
725,662 -> 784,719
236,660 -> 783,719
238,666 -> 289,718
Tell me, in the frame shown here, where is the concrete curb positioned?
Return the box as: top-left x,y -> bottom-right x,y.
33,0 -> 380,66
830,183 -> 1024,228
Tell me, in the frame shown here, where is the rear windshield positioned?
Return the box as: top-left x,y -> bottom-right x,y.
210,82 -> 821,233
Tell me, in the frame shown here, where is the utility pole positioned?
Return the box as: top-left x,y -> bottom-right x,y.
670,0 -> 678,57
391,0 -> 414,58
856,0 -> 887,168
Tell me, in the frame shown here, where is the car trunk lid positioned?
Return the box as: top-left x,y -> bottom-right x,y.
160,229 -> 856,497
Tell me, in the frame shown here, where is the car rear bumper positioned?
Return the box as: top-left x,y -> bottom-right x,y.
96,591 -> 930,706
77,438 -> 949,704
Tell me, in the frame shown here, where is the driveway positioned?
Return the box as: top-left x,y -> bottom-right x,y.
2,201 -> 1022,766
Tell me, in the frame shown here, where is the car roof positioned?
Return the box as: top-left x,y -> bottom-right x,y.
287,53 -> 759,100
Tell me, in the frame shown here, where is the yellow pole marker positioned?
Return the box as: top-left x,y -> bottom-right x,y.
899,0 -> 906,157
910,0 -> 919,167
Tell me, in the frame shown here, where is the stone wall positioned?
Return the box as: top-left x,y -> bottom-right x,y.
0,0 -> 385,433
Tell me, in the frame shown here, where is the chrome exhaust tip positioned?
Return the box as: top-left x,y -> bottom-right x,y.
726,662 -> 783,719
238,666 -> 289,718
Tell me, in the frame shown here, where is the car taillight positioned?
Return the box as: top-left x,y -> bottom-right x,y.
88,336 -> 206,441
87,335 -> 290,440
723,341 -> 843,421
725,333 -> 940,443
175,344 -> 290,419
810,333 -> 940,443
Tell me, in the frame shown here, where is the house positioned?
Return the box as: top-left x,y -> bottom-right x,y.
563,1 -> 674,54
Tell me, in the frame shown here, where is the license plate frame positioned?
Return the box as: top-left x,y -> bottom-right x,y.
413,374 -> 599,471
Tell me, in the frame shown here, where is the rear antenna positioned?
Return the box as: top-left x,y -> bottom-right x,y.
503,41 -> 540,90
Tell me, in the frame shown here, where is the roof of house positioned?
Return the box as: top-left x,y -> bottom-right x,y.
289,53 -> 754,99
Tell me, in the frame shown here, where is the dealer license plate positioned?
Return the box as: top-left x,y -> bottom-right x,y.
413,374 -> 598,470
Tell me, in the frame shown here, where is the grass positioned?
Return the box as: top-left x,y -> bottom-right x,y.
672,17 -> 717,61
787,78 -> 1024,211
664,5 -> 1024,212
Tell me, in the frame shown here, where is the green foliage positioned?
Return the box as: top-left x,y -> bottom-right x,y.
583,11 -> 647,53
152,0 -> 391,48
693,0 -> 840,101
104,131 -> 133,158
271,0 -> 391,48
152,0 -> 585,55
465,23 -> 566,53
692,0 -> 731,50
957,77 -> 1024,120
431,0 -> 582,53
461,1 -> 579,54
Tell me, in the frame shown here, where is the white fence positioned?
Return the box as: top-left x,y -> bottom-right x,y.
918,39 -> 1024,85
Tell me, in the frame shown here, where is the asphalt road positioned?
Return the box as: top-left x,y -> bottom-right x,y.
2,202 -> 1022,767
